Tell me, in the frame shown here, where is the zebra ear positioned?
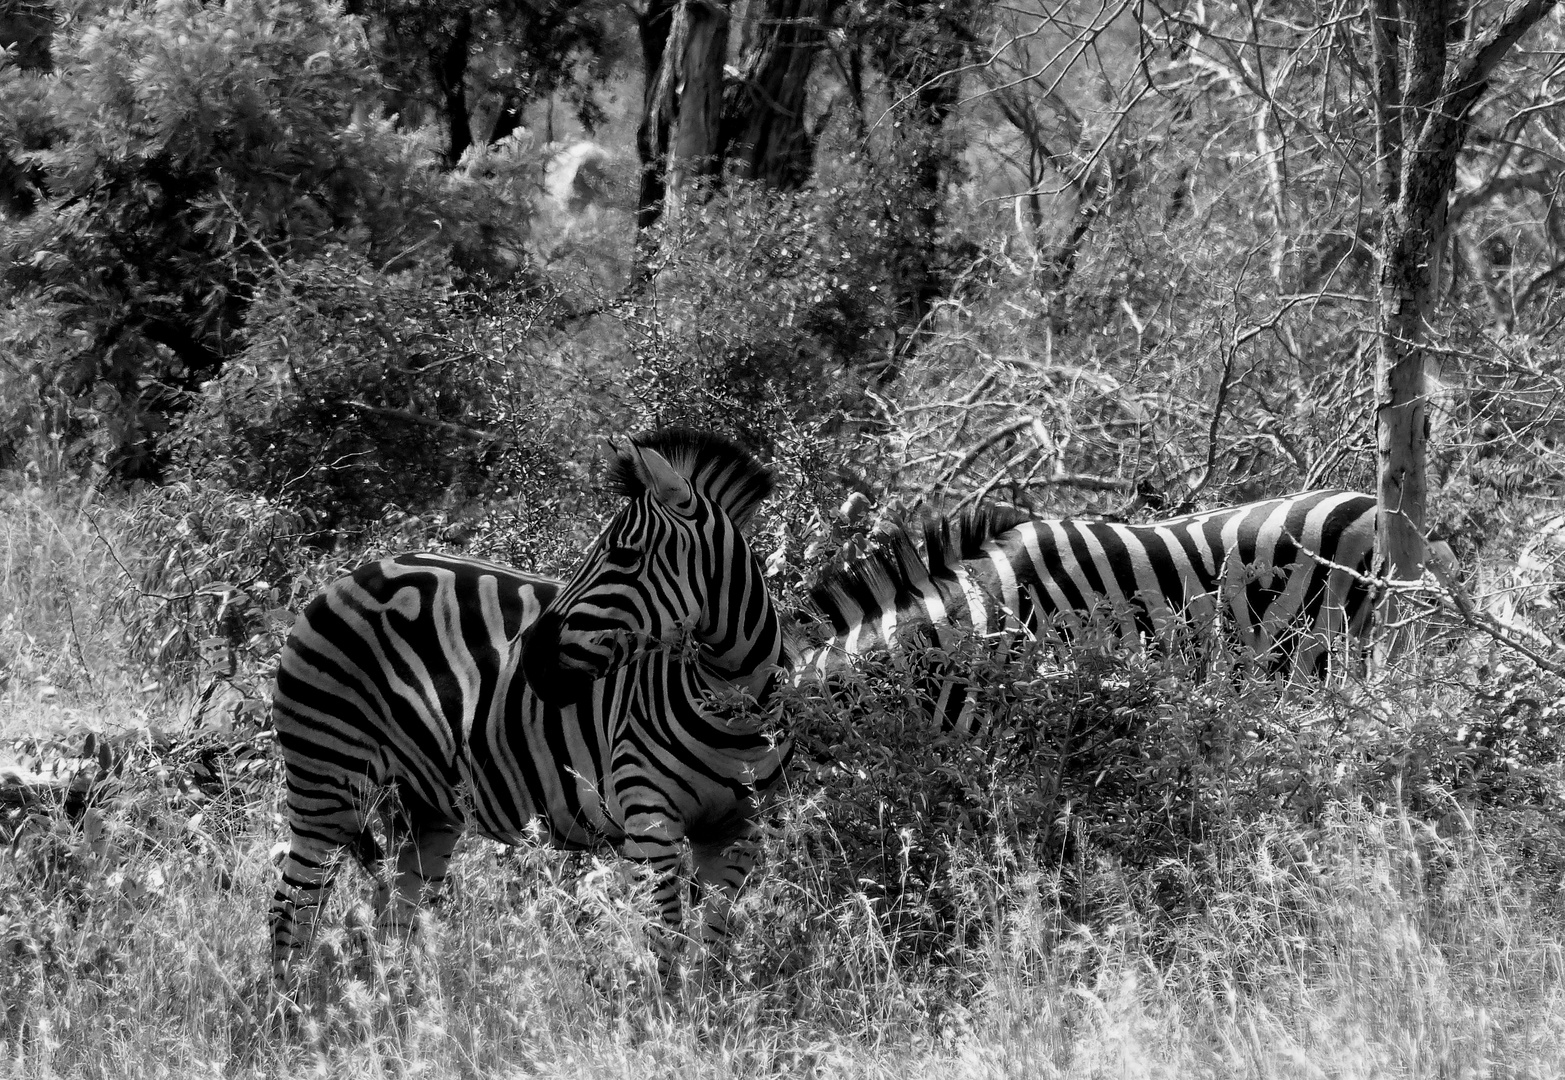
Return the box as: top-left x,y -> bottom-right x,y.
632,446 -> 697,514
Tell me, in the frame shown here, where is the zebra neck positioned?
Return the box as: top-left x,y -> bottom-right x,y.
696,611 -> 786,703
702,656 -> 783,703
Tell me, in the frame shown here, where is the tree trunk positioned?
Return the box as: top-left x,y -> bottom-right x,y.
433,10 -> 474,167
874,1 -> 973,379
1369,0 -> 1559,601
637,0 -> 731,230
1375,229 -> 1432,585
723,0 -> 834,189
901,58 -> 962,337
664,0 -> 730,218
637,0 -> 679,231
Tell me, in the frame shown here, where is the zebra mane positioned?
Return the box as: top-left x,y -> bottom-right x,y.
807,503 -> 1033,633
606,427 -> 775,529
923,504 -> 1034,578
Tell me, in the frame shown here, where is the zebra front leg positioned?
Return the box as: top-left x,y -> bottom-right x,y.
374,816 -> 463,944
619,823 -> 690,979
691,823 -> 760,956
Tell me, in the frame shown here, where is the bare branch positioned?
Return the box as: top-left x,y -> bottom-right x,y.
1449,168 -> 1559,223
1426,555 -> 1565,678
342,400 -> 500,442
1446,0 -> 1563,119
1368,0 -> 1403,207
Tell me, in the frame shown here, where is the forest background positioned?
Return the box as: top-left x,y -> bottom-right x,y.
1,0 -> 1564,1076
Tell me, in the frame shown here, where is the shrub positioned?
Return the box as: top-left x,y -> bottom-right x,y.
0,0 -> 531,479
627,175 -> 898,443
763,633 -> 1565,986
106,482 -> 328,714
172,250 -> 574,536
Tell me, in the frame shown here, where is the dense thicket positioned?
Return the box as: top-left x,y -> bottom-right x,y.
2,1 -> 1563,1038
0,0 -> 535,479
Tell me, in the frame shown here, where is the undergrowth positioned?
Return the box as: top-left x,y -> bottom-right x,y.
4,469 -> 1564,1077
2,634 -> 1563,1077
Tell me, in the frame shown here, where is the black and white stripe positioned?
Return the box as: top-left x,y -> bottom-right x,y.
269,429 -> 787,978
802,490 -> 1380,727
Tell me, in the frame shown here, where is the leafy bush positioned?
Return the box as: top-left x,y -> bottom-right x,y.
172,249 -> 575,536
106,482 -> 329,712
0,0 -> 532,479
627,175 -> 899,443
765,634 -> 1565,983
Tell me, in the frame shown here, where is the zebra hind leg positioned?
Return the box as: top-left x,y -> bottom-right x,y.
691,824 -> 761,962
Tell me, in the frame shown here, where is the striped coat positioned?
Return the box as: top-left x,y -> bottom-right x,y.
801,491 -> 1380,726
269,430 -> 787,977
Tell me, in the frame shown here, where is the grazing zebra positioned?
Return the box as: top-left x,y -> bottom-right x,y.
800,490 -> 1380,728
269,429 -> 788,978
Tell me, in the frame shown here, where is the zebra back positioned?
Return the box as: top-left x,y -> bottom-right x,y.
802,490 -> 1380,707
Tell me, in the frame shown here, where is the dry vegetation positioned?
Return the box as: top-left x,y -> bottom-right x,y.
5,0 -> 1565,1074
3,470 -> 1564,1078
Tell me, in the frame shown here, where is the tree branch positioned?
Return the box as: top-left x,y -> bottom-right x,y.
1422,0 -> 1562,157
1449,167 -> 1559,223
343,400 -> 499,442
1368,0 -> 1403,208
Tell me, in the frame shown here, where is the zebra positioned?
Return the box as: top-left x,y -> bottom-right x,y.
269,429 -> 788,979
799,490 -> 1380,728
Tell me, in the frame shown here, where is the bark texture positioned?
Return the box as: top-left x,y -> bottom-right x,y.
723,0 -> 834,189
1370,0 -> 1559,590
637,0 -> 679,230
637,0 -> 731,228
664,0 -> 730,216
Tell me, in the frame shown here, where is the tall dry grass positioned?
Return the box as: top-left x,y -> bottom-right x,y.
1,778 -> 1561,1078
0,476 -> 144,739
4,474 -> 1563,1078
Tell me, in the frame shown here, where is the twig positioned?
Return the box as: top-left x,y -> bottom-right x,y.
343,401 -> 500,442
1299,537 -> 1565,678
1425,556 -> 1565,677
935,415 -> 1038,491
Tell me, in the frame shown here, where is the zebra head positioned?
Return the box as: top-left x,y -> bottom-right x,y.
522,429 -> 781,706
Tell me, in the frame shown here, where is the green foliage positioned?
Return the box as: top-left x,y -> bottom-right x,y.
0,53 -> 55,217
364,0 -> 625,145
772,637 -> 1565,979
1448,660 -> 1565,811
628,177 -> 900,444
0,0 -> 531,478
107,481 -> 329,706
172,249 -> 573,535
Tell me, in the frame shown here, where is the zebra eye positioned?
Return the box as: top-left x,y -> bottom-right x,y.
604,545 -> 643,571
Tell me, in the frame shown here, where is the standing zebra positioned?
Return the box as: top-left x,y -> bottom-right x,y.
801,490 -> 1380,728
269,429 -> 788,978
